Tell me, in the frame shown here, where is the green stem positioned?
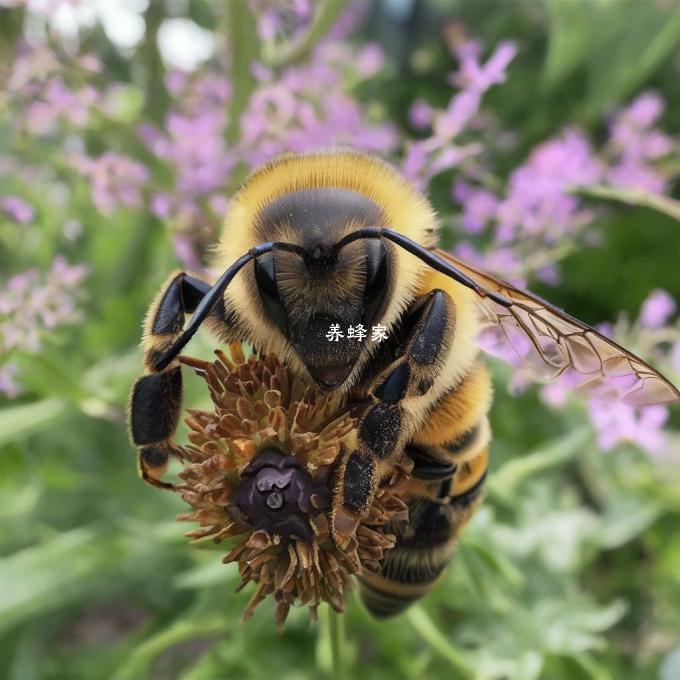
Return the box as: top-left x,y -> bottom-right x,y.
573,184 -> 680,222
329,609 -> 346,679
407,607 -> 475,679
262,0 -> 349,68
140,0 -> 169,125
223,0 -> 258,145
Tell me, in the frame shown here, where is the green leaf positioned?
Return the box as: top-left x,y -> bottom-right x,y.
113,616 -> 229,680
174,560 -> 238,590
594,502 -> 661,550
488,427 -> 591,504
0,528 -> 112,634
543,0 -> 595,89
584,3 -> 680,117
407,607 -> 475,679
0,398 -> 68,447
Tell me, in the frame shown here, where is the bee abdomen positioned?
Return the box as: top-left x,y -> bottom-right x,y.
358,496 -> 458,617
359,570 -> 444,618
359,450 -> 488,618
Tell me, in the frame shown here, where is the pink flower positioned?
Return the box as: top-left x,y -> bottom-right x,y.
70,152 -> 149,214
151,193 -> 172,218
495,129 -> 602,242
356,44 -> 385,77
672,343 -> 680,374
540,370 -> 583,408
257,8 -> 281,42
453,181 -> 499,234
409,99 -> 433,130
618,91 -> 665,130
1,196 -> 34,224
0,363 -> 21,399
588,401 -> 669,455
605,90 -> 672,193
639,289 -> 676,329
0,257 -> 87,397
450,40 -> 517,94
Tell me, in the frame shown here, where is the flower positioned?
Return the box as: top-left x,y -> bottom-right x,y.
495,129 -> 602,243
408,98 -> 434,130
453,181 -> 499,234
672,343 -> 680,374
70,152 -> 149,214
139,41 -> 395,264
587,401 -> 669,456
449,39 -> 517,93
172,347 -> 411,627
1,196 -> 34,224
0,363 -> 21,398
605,90 -> 673,193
639,289 -> 676,329
0,257 -> 87,392
400,39 -> 516,187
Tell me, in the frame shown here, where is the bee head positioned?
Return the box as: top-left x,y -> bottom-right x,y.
215,150 -> 437,393
250,189 -> 392,390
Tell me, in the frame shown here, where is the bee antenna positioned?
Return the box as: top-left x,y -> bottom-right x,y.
334,227 -> 512,308
154,240 -> 305,371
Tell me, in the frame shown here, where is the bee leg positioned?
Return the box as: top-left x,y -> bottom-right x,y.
358,393 -> 492,616
137,445 -> 172,489
332,289 -> 455,543
128,271 -> 221,489
357,363 -> 494,613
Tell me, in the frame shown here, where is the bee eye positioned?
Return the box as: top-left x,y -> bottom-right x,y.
254,253 -> 288,335
363,240 -> 389,326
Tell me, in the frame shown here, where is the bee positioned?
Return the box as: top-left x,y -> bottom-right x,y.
128,150 -> 680,618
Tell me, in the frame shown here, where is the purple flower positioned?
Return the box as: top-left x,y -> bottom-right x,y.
588,401 -> 669,455
257,8 -> 281,42
409,99 -> 433,130
1,196 -> 34,224
356,44 -> 385,77
172,234 -> 203,271
434,90 -> 480,140
605,91 -> 672,193
71,152 -> 149,214
495,129 -> 602,243
326,0 -> 369,41
1,257 -> 87,397
618,91 -> 664,129
0,363 -> 21,399
453,181 -> 499,234
151,193 -> 172,218
454,241 -> 524,284
450,40 -> 517,94
639,289 -> 676,329
541,370 -> 583,409
672,343 -> 680,374
401,40 -> 516,188
605,162 -> 667,194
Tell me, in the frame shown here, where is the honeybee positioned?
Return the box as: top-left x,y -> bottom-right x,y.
128,150 -> 680,618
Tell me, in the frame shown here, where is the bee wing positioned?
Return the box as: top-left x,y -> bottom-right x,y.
432,248 -> 680,406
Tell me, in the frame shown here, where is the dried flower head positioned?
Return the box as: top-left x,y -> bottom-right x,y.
171,345 -> 410,627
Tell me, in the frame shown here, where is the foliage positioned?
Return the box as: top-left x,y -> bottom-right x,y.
1,1 -> 679,678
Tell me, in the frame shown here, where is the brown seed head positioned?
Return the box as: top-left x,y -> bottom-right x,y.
169,345 -> 410,627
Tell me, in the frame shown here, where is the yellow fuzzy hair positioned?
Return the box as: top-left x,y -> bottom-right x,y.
211,149 -> 440,392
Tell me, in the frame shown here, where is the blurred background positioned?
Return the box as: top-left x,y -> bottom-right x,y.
1,0 -> 680,678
